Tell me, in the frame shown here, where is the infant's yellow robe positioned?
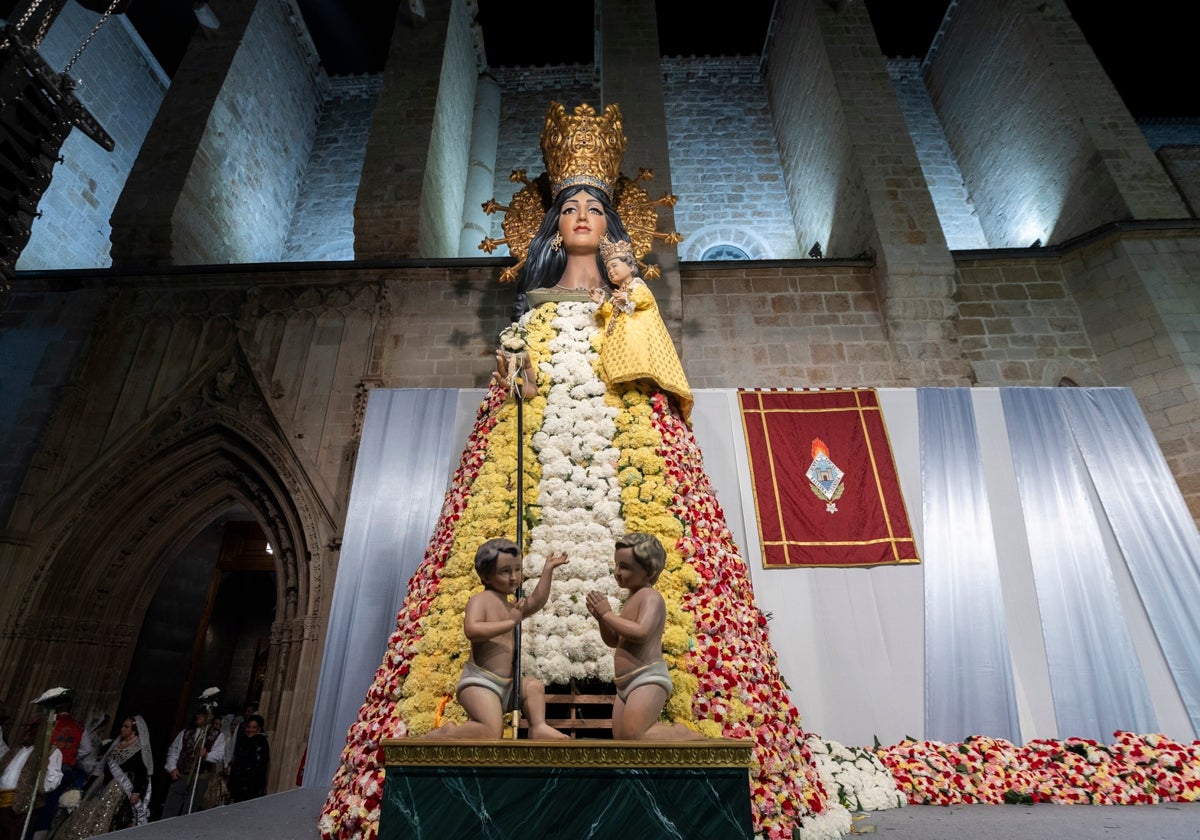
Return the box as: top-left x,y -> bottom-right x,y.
597,279 -> 693,424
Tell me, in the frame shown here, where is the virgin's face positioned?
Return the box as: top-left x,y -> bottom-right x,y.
557,194 -> 607,253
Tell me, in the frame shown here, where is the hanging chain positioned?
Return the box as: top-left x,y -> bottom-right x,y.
12,0 -> 50,34
1,0 -> 49,50
31,2 -> 59,48
62,0 -> 124,76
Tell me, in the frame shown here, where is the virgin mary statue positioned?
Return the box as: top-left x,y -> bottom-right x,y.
319,102 -> 838,840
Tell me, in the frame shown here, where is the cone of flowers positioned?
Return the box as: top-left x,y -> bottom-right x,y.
318,301 -> 835,840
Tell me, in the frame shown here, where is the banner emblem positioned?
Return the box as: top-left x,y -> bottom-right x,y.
806,438 -> 844,513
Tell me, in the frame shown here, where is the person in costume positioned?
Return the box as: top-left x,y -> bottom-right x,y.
31,703 -> 90,839
319,102 -> 833,840
226,714 -> 270,803
0,716 -> 62,840
55,717 -> 151,840
424,539 -> 569,740
159,709 -> 224,818
590,236 -> 693,424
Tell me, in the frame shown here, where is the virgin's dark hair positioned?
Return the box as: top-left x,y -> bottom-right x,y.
511,184 -> 629,321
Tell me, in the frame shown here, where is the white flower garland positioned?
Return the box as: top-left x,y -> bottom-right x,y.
521,302 -> 625,686
807,735 -> 907,812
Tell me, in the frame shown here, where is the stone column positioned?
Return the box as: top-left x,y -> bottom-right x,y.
458,74 -> 501,257
108,0 -> 258,266
355,0 -> 477,259
597,0 -> 681,335
768,0 -> 967,384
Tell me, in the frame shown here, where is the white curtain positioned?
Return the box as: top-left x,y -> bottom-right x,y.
1059,387 -> 1200,733
1000,388 -> 1157,741
919,388 -> 1020,743
304,389 -> 464,788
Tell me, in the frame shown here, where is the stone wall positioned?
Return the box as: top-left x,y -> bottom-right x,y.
925,0 -> 1127,247
1157,147 -> 1200,219
17,9 -> 166,270
887,59 -> 986,251
679,261 -> 890,388
764,0 -> 870,259
487,66 -> 599,250
1140,119 -> 1200,151
1061,229 -> 1200,519
954,256 -> 1103,386
172,0 -> 325,263
0,284 -> 106,524
284,76 -> 383,262
663,58 -> 799,261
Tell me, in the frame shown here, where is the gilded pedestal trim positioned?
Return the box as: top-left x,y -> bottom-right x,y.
382,738 -> 753,769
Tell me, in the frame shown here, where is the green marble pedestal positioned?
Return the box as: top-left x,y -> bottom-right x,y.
381,738 -> 754,840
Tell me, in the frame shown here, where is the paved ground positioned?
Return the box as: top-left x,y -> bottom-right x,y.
113,787 -> 1200,839
860,801 -> 1200,839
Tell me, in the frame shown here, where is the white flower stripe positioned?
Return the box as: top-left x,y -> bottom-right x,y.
521,302 -> 624,686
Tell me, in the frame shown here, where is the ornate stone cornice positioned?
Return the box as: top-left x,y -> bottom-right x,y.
10,615 -> 136,647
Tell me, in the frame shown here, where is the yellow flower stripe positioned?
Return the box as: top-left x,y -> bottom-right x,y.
398,307 -> 554,733
609,385 -> 697,729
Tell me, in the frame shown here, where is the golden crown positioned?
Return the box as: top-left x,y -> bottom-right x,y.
541,102 -> 626,200
480,101 -> 684,283
599,235 -> 635,262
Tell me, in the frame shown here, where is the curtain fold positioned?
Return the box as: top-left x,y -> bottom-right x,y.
1060,387 -> 1200,734
919,388 -> 1020,742
304,389 -> 462,788
1000,388 -> 1157,741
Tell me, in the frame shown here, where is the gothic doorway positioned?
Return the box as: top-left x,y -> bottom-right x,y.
115,510 -> 277,819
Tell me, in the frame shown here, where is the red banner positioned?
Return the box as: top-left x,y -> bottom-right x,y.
739,389 -> 919,568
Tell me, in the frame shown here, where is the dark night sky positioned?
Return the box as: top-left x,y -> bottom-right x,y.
0,1 -> 1190,118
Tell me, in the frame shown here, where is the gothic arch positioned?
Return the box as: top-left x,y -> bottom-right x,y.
1,410 -> 331,791
679,224 -> 775,262
1039,359 -> 1105,388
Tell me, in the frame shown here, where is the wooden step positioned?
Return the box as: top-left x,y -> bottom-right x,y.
516,679 -> 616,738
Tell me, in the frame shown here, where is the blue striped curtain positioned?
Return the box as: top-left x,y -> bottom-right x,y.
1000,388 -> 1157,741
919,388 -> 1020,742
1059,387 -> 1200,734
